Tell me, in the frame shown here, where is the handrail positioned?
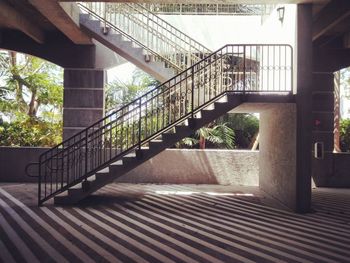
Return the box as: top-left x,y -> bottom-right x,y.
78,2 -> 211,71
37,44 -> 293,205
25,162 -> 39,178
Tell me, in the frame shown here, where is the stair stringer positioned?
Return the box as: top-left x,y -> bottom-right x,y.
79,14 -> 176,83
54,93 -> 242,205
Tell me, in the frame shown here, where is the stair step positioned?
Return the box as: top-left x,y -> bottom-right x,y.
217,95 -> 228,103
149,140 -> 163,149
111,160 -> 123,166
122,153 -> 137,163
97,167 -> 109,174
204,103 -> 215,110
108,33 -> 123,42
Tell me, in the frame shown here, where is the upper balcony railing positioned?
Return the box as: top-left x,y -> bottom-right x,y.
142,3 -> 275,16
78,2 -> 212,73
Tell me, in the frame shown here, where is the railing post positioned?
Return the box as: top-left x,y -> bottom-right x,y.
103,3 -> 108,34
85,129 -> 88,180
243,45 -> 246,94
147,14 -> 150,57
138,98 -> 142,150
191,67 -> 194,119
38,156 -> 42,206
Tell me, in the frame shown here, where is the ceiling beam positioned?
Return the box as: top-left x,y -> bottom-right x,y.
313,0 -> 350,41
29,0 -> 92,45
0,0 -> 45,44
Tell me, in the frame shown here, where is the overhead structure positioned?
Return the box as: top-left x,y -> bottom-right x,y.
141,3 -> 275,16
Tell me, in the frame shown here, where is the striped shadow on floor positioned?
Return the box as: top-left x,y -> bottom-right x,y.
0,184 -> 350,263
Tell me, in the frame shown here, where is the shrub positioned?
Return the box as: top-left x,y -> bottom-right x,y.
340,118 -> 350,152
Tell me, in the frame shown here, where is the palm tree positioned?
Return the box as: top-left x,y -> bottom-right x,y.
181,123 -> 235,149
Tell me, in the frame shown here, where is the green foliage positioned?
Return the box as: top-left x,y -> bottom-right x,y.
178,113 -> 258,149
105,69 -> 159,112
340,118 -> 350,152
220,113 -> 259,148
180,123 -> 235,149
0,51 -> 63,146
0,116 -> 62,147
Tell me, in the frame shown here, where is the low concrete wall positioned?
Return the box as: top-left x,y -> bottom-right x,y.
0,147 -> 259,185
332,153 -> 350,186
117,149 -> 259,185
0,147 -> 48,183
312,153 -> 350,187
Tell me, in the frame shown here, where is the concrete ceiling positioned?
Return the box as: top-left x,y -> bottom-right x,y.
1,0 -> 349,49
0,0 -> 92,44
312,0 -> 350,47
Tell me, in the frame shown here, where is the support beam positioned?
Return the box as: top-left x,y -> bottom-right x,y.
313,0 -> 350,41
295,4 -> 313,213
0,0 -> 44,44
63,69 -> 105,140
29,0 -> 92,45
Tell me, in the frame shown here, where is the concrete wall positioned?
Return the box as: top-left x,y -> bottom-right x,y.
0,147 -> 258,185
259,104 -> 297,211
0,147 -> 47,183
117,149 -> 258,185
313,153 -> 350,187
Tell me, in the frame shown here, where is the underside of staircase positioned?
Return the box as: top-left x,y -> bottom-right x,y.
80,14 -> 176,83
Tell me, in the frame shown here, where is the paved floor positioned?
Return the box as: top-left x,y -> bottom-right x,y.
0,183 -> 350,263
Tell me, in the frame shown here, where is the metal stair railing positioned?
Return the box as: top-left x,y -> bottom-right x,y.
36,44 -> 293,205
78,2 -> 212,72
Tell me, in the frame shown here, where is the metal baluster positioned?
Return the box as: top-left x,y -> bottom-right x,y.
243,45 -> 246,93
138,98 -> 142,150
38,157 -> 42,205
191,67 -> 194,119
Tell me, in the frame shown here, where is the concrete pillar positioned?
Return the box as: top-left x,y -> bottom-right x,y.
311,68 -> 335,186
295,4 -> 313,213
311,48 -> 350,187
63,69 -> 105,140
259,104 -> 297,211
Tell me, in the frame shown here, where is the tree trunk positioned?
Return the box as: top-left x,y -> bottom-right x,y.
28,89 -> 39,117
199,136 -> 206,149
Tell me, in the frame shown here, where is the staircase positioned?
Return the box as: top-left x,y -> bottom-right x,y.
78,3 -> 211,82
34,44 -> 293,205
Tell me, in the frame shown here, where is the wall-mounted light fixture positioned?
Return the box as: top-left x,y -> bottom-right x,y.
277,6 -> 285,23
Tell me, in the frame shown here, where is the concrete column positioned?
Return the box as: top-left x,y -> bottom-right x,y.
311,70 -> 335,186
259,104 -> 297,211
295,4 -> 313,213
311,48 -> 350,187
63,69 -> 105,140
